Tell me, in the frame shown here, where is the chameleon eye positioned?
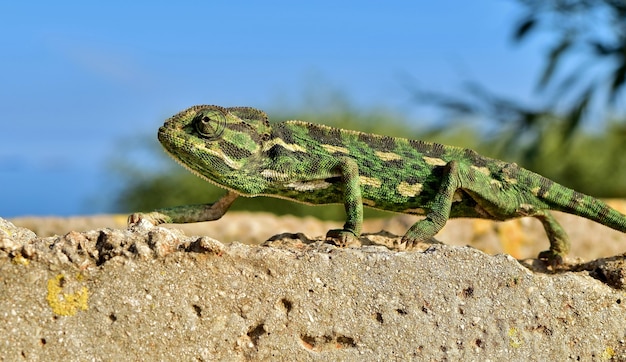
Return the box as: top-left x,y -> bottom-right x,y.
193,110 -> 226,140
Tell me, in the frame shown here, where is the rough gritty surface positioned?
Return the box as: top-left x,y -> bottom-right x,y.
1,216 -> 626,361
12,200 -> 626,260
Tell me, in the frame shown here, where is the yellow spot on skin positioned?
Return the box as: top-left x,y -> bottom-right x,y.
397,182 -> 423,197
46,274 -> 89,316
375,151 -> 402,161
530,186 -> 549,198
490,179 -> 503,188
363,199 -> 376,206
471,165 -> 491,176
261,169 -> 289,179
423,157 -> 447,166
262,138 -> 308,153
359,176 -> 382,188
202,146 -> 242,170
517,204 -> 534,216
321,144 -> 350,154
503,176 -> 518,184
286,180 -> 332,191
404,208 -> 426,215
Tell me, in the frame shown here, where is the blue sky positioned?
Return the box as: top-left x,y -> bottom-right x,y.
0,1 -> 547,217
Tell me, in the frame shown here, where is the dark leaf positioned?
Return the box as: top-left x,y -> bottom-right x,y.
609,62 -> 626,102
564,87 -> 592,138
538,37 -> 572,89
549,59 -> 595,104
589,40 -> 615,56
513,16 -> 537,42
413,91 -> 478,115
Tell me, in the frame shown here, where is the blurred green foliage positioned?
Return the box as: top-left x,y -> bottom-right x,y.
413,0 -> 626,167
513,0 -> 626,125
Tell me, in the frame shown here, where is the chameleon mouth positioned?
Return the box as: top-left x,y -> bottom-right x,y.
159,144 -> 244,197
157,122 -> 208,181
162,146 -> 207,181
157,124 -> 246,197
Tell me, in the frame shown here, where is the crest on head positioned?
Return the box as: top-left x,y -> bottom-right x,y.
184,106 -> 272,143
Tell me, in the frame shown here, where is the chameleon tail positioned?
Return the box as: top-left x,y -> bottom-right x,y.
531,173 -> 626,233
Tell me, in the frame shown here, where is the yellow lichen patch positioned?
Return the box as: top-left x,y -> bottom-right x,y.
423,157 -> 447,166
46,274 -> 89,316
358,176 -> 382,188
1,226 -> 12,237
12,253 -> 30,266
321,144 -> 350,154
397,181 -> 423,197
508,328 -> 523,348
375,151 -> 402,161
601,346 -> 615,360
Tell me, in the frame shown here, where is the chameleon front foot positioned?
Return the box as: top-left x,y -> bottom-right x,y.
394,236 -> 426,251
325,229 -> 361,247
127,212 -> 171,227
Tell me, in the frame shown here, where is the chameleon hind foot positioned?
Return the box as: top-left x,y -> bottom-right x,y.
326,229 -> 361,247
537,249 -> 565,268
395,161 -> 460,251
534,211 -> 570,267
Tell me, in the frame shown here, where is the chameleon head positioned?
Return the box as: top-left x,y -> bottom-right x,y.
157,105 -> 272,185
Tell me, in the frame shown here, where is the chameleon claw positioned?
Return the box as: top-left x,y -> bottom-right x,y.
325,229 -> 361,247
395,235 -> 419,251
537,249 -> 565,268
394,239 -> 408,251
127,212 -> 169,227
127,213 -> 144,226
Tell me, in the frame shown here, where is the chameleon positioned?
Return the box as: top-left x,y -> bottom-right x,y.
128,105 -> 626,264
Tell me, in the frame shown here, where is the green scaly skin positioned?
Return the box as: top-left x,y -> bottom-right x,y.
128,105 -> 626,264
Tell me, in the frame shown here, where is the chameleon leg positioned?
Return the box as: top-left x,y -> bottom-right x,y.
534,210 -> 570,265
396,161 -> 461,250
128,190 -> 239,226
326,157 -> 363,247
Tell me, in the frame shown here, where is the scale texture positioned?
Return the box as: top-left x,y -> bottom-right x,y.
129,105 -> 626,263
